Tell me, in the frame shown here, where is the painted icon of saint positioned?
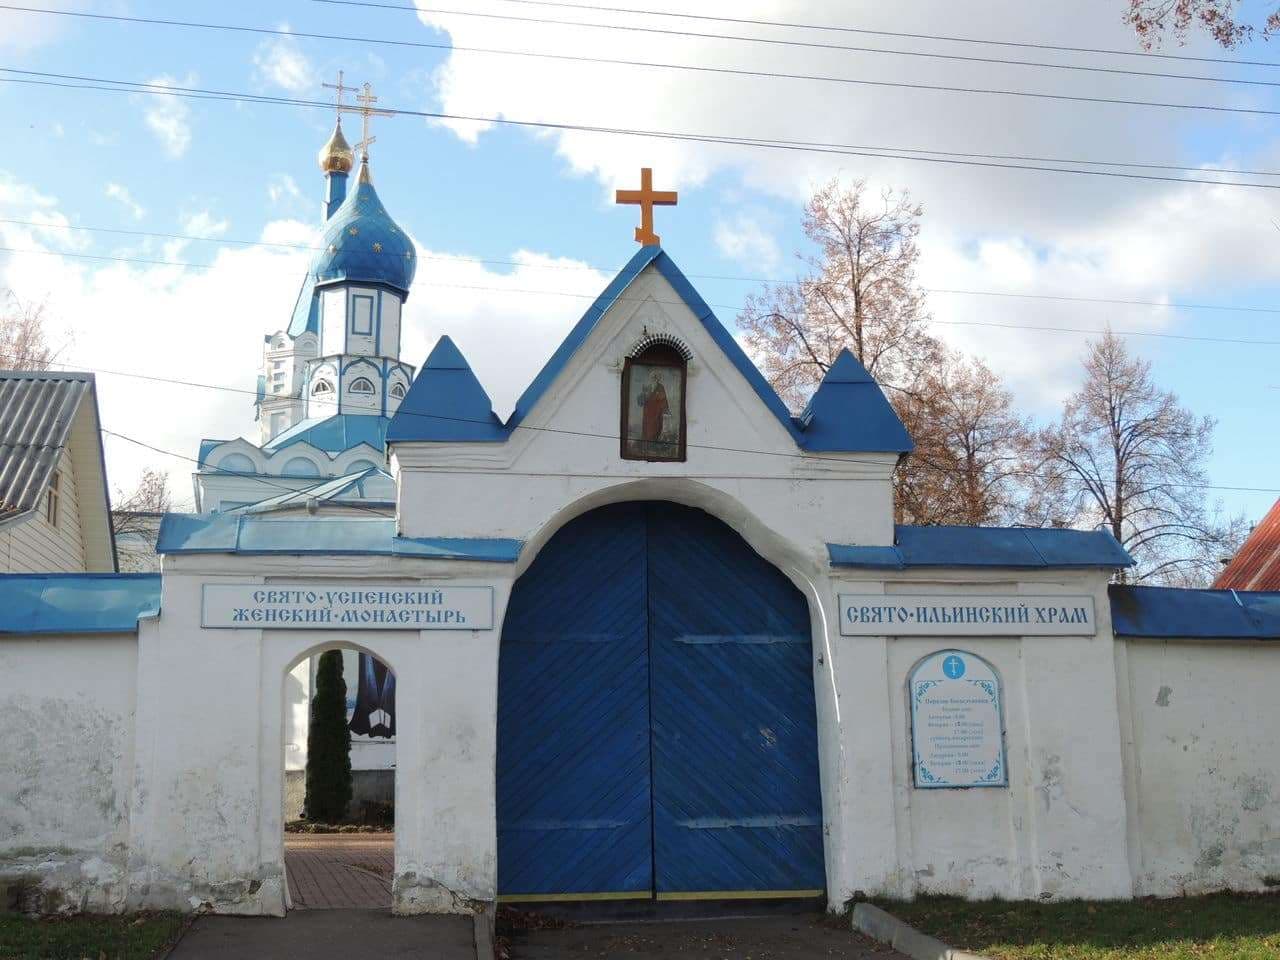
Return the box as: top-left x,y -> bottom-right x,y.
640,371 -> 669,443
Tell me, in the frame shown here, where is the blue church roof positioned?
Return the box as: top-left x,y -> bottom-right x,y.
157,513 -> 522,561
0,573 -> 161,634
288,163 -> 416,337
828,525 -> 1134,570
387,336 -> 506,443
262,414 -> 390,455
388,245 -> 912,454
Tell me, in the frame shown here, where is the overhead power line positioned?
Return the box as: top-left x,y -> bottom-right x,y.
3,243 -> 1278,348
316,0 -> 1280,92
3,67 -> 1280,191
8,4 -> 1280,121
418,0 -> 1280,70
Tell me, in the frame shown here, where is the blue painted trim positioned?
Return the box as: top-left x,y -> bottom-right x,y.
0,573 -> 161,634
828,525 -> 1134,570
157,513 -> 523,561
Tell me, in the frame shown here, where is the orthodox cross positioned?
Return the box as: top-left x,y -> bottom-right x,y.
616,168 -> 677,246
322,69 -> 353,120
351,82 -> 393,162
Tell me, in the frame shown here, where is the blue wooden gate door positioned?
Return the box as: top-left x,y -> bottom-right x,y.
495,502 -> 653,899
648,504 -> 826,898
497,501 -> 824,900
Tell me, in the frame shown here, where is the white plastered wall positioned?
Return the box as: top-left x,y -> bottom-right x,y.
125,554 -> 509,916
0,633 -> 138,912
1119,637 -> 1280,895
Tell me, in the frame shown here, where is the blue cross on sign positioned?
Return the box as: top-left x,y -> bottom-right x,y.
943,654 -> 966,679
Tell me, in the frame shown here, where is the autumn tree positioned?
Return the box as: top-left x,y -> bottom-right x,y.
112,468 -> 174,573
1124,0 -> 1280,48
1027,331 -> 1243,585
0,292 -> 60,370
738,177 -> 939,408
896,352 -> 1034,527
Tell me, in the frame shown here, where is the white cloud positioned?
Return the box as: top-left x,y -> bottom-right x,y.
253,32 -> 317,94
105,183 -> 145,220
268,174 -> 302,206
0,3 -> 69,50
183,211 -> 229,238
714,213 -> 780,269
140,75 -> 194,159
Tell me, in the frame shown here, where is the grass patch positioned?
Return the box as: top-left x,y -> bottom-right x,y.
876,893 -> 1280,960
0,913 -> 186,960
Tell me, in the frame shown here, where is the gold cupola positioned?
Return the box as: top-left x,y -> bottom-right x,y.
318,120 -> 354,174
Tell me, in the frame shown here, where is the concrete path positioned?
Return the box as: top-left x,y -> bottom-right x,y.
285,833 -> 393,909
504,913 -> 906,959
167,909 -> 475,960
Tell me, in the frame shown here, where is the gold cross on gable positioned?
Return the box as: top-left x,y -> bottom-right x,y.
616,168 -> 677,246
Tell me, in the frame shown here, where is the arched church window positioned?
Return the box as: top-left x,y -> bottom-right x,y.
621,343 -> 687,462
282,457 -> 322,479
218,453 -> 256,475
311,380 -> 334,396
348,459 -> 378,474
389,382 -> 406,400
349,377 -> 376,394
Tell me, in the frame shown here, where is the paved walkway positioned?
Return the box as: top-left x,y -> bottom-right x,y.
504,914 -> 905,959
285,832 -> 393,909
168,910 -> 475,959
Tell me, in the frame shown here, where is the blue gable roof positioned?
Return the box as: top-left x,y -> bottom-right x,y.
386,336 -> 506,443
0,574 -> 161,634
157,513 -> 522,561
1110,584 -> 1280,639
828,525 -> 1134,570
388,245 -> 912,454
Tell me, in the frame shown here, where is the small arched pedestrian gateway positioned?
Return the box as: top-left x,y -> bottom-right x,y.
496,501 -> 825,902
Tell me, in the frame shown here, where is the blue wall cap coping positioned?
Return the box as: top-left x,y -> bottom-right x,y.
1110,584 -> 1280,639
0,573 -> 161,634
263,414 -> 390,455
828,525 -> 1134,570
157,513 -> 522,562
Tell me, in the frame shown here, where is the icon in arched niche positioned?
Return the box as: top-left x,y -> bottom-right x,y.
621,341 -> 686,461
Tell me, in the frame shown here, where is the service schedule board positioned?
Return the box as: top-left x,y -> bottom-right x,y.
909,649 -> 1007,789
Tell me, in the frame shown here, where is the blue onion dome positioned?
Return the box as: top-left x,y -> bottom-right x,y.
310,158 -> 417,295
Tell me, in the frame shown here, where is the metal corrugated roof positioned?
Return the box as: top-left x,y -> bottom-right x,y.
0,372 -> 91,527
1213,498 -> 1280,591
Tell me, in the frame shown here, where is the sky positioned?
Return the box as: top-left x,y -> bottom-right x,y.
0,0 -> 1277,521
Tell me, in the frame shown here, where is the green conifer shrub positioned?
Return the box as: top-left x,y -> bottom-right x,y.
304,650 -> 353,823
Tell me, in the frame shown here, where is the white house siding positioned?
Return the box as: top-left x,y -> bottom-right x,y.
0,633 -> 137,912
1120,638 -> 1280,895
0,456 -> 87,573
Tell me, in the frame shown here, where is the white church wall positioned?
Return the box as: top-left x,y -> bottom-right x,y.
1120,638 -> 1280,896
320,288 -> 345,356
395,265 -> 897,553
825,570 -> 1132,904
126,556 -> 510,916
0,633 -> 137,913
380,292 -> 401,358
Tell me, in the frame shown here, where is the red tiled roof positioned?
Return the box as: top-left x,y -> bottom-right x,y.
1213,498 -> 1280,591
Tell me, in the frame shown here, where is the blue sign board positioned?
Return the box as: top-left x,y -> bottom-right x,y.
909,649 -> 1007,789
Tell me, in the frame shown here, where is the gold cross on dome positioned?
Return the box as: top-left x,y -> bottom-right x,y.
616,168 -> 677,246
322,69 -> 353,118
351,82 -> 393,161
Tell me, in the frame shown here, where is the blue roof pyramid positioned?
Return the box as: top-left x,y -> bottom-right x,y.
798,348 -> 912,453
387,336 -> 506,442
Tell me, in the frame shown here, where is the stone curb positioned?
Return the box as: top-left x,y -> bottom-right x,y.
851,903 -> 990,960
472,902 -> 496,960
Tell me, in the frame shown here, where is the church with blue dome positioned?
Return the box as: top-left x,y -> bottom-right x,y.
194,115 -> 416,514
